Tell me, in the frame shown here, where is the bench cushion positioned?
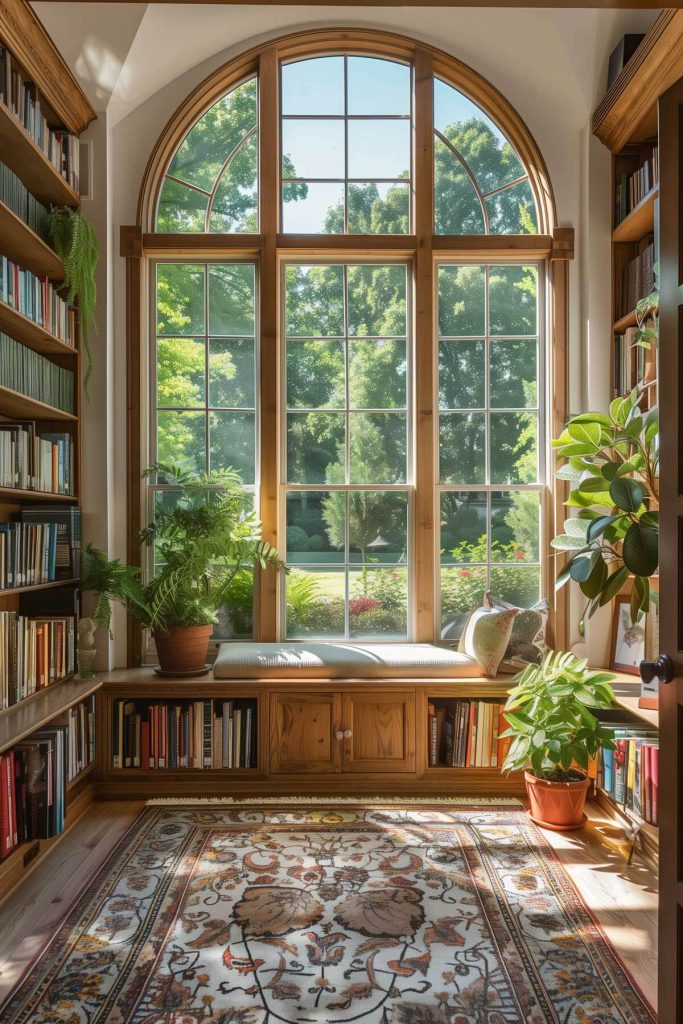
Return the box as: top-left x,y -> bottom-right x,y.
214,642 -> 480,679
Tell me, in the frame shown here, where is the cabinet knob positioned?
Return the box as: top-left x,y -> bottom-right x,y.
343,729 -> 352,739
639,654 -> 674,685
335,730 -> 344,741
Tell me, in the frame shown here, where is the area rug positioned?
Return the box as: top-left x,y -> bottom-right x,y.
1,801 -> 654,1024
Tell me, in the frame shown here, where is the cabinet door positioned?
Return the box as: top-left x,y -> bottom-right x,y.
341,693 -> 415,773
270,693 -> 342,773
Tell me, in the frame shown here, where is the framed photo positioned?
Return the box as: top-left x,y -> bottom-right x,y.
610,595 -> 647,675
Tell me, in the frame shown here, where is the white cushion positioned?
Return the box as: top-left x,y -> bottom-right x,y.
214,642 -> 480,679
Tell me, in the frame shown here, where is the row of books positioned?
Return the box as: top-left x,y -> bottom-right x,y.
0,332 -> 75,414
613,325 -> 657,397
112,699 -> 258,770
615,149 -> 659,226
0,521 -> 61,589
428,700 -> 509,768
0,422 -> 75,495
0,48 -> 80,193
1,256 -> 76,347
0,161 -> 49,242
0,612 -> 75,709
596,729 -> 659,826
619,237 -> 655,319
65,696 -> 96,782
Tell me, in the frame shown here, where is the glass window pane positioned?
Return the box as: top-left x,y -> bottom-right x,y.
287,340 -> 345,409
157,265 -> 205,336
439,340 -> 485,409
208,133 -> 258,233
491,490 -> 540,563
286,568 -> 345,638
438,265 -> 485,336
209,411 -> 256,483
282,181 -> 345,233
347,57 -> 410,116
282,57 -> 345,116
489,265 -> 537,336
281,119 -> 345,179
348,182 -> 409,234
287,412 -> 344,484
349,567 -> 407,639
347,264 -> 407,337
349,339 -> 406,409
348,120 -> 410,180
286,491 -> 344,564
487,180 -> 538,234
156,179 -> 208,233
490,565 -> 541,608
209,339 -> 255,408
439,413 -> 485,484
434,140 -> 485,235
216,568 -> 254,640
208,264 -> 255,336
490,412 -> 538,485
490,338 -> 537,409
157,410 -> 205,474
440,565 -> 487,639
157,338 -> 205,408
440,491 -> 488,564
349,491 -> 408,564
349,413 -> 406,484
285,265 -> 344,337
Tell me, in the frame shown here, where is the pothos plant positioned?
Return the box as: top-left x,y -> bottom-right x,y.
552,388 -> 659,625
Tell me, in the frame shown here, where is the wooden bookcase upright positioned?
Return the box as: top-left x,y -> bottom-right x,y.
0,0 -> 95,904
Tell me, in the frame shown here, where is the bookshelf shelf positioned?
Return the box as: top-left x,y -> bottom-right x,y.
0,384 -> 76,421
613,187 -> 658,243
0,300 -> 77,357
0,577 -> 79,598
0,675 -> 100,755
595,786 -> 659,858
0,102 -> 80,209
0,200 -> 62,280
66,761 -> 95,793
0,486 -> 78,503
612,687 -> 659,728
613,310 -> 638,333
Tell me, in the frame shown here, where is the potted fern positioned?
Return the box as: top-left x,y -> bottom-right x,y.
501,652 -> 616,830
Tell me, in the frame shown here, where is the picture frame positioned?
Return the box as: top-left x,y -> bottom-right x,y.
610,594 -> 647,675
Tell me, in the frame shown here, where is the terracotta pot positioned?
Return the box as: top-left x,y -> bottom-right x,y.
153,625 -> 213,675
524,770 -> 590,831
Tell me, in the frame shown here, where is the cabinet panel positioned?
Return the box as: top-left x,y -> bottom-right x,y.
270,693 -> 341,773
341,693 -> 415,772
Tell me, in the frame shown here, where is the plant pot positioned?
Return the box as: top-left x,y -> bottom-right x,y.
524,770 -> 590,831
153,625 -> 213,676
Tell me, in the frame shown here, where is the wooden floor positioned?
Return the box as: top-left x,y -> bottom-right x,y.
0,798 -> 658,1012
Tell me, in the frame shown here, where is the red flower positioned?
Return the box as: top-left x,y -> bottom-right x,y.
349,597 -> 382,616
459,570 -> 471,579
514,550 -> 526,560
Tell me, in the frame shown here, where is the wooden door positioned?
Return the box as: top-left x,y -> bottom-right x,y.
269,693 -> 342,773
657,77 -> 683,1023
341,693 -> 415,773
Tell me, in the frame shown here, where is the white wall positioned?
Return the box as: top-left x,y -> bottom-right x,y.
32,4 -> 659,666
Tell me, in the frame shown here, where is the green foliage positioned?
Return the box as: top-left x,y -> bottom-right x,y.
441,536 -> 538,620
552,389 -> 659,621
48,207 -> 99,396
635,262 -> 659,352
81,544 -> 149,634
501,651 -> 616,781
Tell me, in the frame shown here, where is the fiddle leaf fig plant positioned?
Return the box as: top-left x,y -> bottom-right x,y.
501,651 -> 616,781
552,387 -> 659,623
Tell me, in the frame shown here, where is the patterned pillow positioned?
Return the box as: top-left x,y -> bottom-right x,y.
458,607 -> 518,677
484,592 -> 549,670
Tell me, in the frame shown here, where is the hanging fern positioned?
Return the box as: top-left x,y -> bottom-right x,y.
48,207 -> 99,398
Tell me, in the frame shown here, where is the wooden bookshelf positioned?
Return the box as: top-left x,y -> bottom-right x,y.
0,384 -> 77,421
0,300 -> 77,357
0,577 -> 78,598
0,486 -> 78,504
0,675 -> 100,755
612,186 -> 658,243
0,101 -> 80,208
0,200 -> 62,279
613,310 -> 638,334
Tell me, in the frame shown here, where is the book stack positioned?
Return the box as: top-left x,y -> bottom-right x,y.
1,256 -> 76,346
0,520 -> 60,588
112,699 -> 258,770
21,507 -> 80,579
620,236 -> 656,318
0,422 -> 75,494
0,162 -> 50,241
597,728 -> 659,826
613,326 -> 656,397
428,699 -> 509,768
0,725 -> 67,858
65,696 -> 95,781
0,48 -> 80,193
615,148 -> 659,225
0,332 -> 75,413
0,611 -> 75,707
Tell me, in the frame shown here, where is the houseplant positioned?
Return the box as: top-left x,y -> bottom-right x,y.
48,207 -> 99,396
501,651 -> 616,830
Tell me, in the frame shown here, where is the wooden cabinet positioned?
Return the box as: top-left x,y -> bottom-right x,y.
269,691 -> 415,774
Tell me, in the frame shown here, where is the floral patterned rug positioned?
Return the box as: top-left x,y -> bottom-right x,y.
2,802 -> 654,1024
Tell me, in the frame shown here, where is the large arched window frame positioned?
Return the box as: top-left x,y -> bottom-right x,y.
124,29 -> 571,667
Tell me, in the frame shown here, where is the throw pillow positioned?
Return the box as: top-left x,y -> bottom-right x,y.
484,592 -> 549,670
458,607 -> 518,677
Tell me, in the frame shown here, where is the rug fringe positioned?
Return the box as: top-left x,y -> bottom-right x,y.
146,796 -> 524,806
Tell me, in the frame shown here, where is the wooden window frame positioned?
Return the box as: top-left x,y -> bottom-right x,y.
122,28 -> 571,667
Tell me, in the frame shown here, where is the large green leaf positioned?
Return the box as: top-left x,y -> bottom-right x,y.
569,551 -> 599,583
622,521 -> 658,577
567,421 -> 602,448
551,534 -> 590,551
579,555 -> 607,599
609,477 -> 646,513
598,565 -> 630,606
586,515 -> 619,543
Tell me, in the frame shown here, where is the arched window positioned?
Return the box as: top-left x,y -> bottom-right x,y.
134,30 -> 562,654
